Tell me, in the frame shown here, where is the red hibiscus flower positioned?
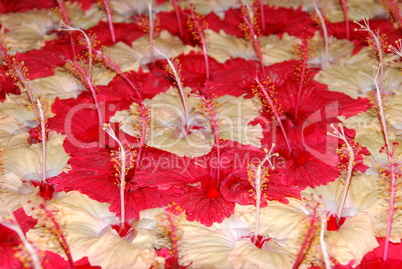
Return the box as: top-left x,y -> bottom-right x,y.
15,49 -> 63,79
359,238 -> 402,269
51,145 -> 170,220
164,51 -> 220,88
157,10 -> 194,45
219,142 -> 303,204
97,67 -> 171,101
205,57 -> 257,97
0,208 -> 37,269
85,21 -> 144,46
251,61 -> 371,187
0,0 -> 55,13
0,67 -> 20,101
260,6 -> 317,38
49,92 -> 133,151
134,148 -> 236,226
328,18 -> 400,48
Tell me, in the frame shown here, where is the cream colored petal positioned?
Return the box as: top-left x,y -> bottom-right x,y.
357,128 -> 395,171
340,110 -> 383,135
137,208 -> 169,249
110,107 -> 140,137
1,132 -> 30,150
341,104 -> 402,144
215,214 -> 250,231
387,94 -> 402,133
179,0 -> 239,18
0,172 -> 39,215
3,24 -> 57,52
340,47 -> 375,65
0,10 -> 57,30
27,196 -> 114,260
178,215 -> 266,268
262,0 -> 305,9
91,65 -> 117,86
229,239 -> 294,269
151,129 -> 212,157
85,231 -> 157,269
180,229 -> 237,269
113,87 -> 212,157
55,191 -> 119,224
138,208 -> 166,230
372,195 -> 402,243
111,0 -> 172,20
356,177 -> 402,243
343,174 -> 385,216
36,68 -> 85,100
310,35 -> 355,67
27,191 -> 156,268
340,173 -> 402,243
3,132 -> 70,181
343,119 -> 401,175
217,95 -> 263,147
235,202 -> 309,241
301,175 -> 383,218
205,29 -> 254,63
260,33 -> 300,65
0,117 -> 30,150
0,116 -> 23,137
302,179 -> 344,216
111,0 -> 149,18
301,0 -> 385,23
148,88 -> 211,156
324,0 -> 385,23
131,30 -> 199,66
0,10 -> 59,52
3,147 -> 42,180
68,2 -> 105,29
237,197 -> 379,268
0,94 -> 36,127
315,64 -> 402,99
114,88 -> 263,154
104,42 -> 142,72
31,132 -> 71,178
147,88 -> 202,126
326,214 -> 379,266
217,95 -> 260,126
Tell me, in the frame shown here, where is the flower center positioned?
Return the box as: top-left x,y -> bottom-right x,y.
326,214 -> 347,231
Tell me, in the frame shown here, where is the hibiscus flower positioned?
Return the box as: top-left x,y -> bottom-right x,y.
26,191 -> 157,268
